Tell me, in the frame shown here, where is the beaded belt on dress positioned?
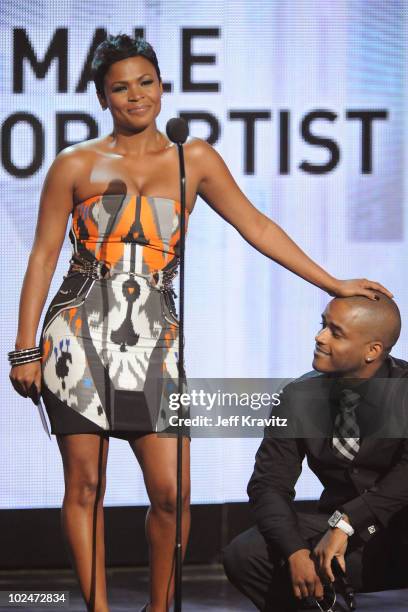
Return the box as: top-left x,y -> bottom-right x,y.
65,254 -> 111,280
65,253 -> 179,318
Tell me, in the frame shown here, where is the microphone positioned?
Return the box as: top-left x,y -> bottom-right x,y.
165,116 -> 189,612
332,557 -> 356,610
166,117 -> 189,144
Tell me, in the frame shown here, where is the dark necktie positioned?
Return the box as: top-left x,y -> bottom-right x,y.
332,388 -> 361,461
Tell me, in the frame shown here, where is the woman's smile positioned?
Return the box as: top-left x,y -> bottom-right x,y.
127,105 -> 151,115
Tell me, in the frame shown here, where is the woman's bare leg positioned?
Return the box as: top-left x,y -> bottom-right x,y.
57,433 -> 109,612
129,434 -> 191,612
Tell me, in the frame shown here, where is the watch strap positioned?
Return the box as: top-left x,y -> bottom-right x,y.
335,517 -> 354,536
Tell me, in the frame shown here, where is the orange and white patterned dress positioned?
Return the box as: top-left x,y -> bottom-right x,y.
40,194 -> 188,438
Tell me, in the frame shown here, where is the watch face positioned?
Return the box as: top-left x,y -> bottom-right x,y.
328,510 -> 342,527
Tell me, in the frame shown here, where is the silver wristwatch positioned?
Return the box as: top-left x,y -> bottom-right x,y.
328,510 -> 354,536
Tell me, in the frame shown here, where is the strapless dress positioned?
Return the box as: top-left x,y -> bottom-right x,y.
40,194 -> 189,439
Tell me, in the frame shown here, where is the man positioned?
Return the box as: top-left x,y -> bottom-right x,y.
223,293 -> 408,611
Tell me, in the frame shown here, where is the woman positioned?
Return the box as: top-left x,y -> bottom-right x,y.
9,34 -> 391,612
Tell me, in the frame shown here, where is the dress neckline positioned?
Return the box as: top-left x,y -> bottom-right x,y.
75,194 -> 189,216
71,193 -> 191,218
78,194 -> 179,204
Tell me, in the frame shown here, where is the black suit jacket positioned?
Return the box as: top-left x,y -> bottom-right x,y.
247,356 -> 408,560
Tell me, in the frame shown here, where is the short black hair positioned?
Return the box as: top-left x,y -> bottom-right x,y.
91,33 -> 161,98
333,292 -> 401,356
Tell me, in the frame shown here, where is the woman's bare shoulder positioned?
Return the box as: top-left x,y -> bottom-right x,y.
184,137 -> 229,182
41,138 -> 109,192
184,137 -> 216,158
58,135 -> 111,161
183,137 -> 225,174
48,136 -> 110,179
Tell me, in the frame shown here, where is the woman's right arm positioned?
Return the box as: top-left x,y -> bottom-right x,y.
10,149 -> 81,399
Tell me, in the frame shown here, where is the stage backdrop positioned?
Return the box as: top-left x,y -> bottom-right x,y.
1,0 -> 407,508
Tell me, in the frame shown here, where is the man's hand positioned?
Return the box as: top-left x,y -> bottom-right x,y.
288,548 -> 324,601
313,527 -> 349,583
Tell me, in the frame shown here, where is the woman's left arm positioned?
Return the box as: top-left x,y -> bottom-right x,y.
190,139 -> 392,300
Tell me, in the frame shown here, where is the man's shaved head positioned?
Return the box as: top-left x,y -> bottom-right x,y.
333,292 -> 401,354
313,292 -> 401,377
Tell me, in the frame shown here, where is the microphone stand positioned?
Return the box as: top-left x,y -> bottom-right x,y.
174,141 -> 186,612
